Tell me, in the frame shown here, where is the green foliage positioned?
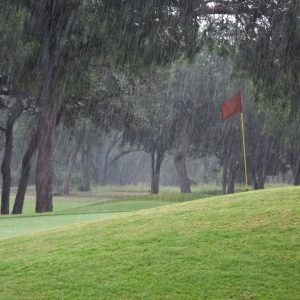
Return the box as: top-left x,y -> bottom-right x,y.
123,69 -> 173,154
188,176 -> 199,186
235,1 -> 300,109
0,3 -> 36,92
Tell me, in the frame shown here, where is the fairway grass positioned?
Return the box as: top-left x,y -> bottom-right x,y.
0,213 -> 111,240
8,184 -> 221,215
1,190 -> 213,240
0,187 -> 299,299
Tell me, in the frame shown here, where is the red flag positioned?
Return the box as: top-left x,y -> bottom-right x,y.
221,91 -> 242,121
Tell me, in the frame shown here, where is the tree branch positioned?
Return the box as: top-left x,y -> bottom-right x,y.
164,2 -> 271,28
192,2 -> 257,17
107,150 -> 138,168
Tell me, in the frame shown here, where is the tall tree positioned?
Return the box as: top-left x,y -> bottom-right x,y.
12,127 -> 38,214
59,125 -> 85,195
0,98 -> 23,214
123,71 -> 172,194
168,52 -> 229,193
17,0 -> 204,211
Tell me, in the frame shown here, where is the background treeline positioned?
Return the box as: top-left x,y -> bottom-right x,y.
0,1 -> 299,214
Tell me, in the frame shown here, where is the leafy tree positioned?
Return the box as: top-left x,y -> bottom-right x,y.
123,70 -> 172,194
234,0 -> 300,109
0,80 -> 23,214
167,52 -> 231,193
268,109 -> 300,186
11,0 -> 205,211
0,3 -> 34,214
245,104 -> 287,190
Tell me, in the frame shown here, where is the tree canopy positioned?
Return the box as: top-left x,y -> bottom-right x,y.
0,0 -> 299,214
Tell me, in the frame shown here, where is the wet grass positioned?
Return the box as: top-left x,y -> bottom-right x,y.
0,186 -> 299,299
2,186 -> 219,240
0,213 -> 112,240
59,192 -> 218,214
8,184 -> 222,215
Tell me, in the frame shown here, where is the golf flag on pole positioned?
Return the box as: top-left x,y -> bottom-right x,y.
221,91 -> 249,191
221,91 -> 242,121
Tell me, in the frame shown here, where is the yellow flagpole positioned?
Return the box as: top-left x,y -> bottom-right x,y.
240,112 -> 248,191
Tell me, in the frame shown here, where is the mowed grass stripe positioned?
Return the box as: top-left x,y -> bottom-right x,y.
1,190 -> 216,240
0,200 -> 173,240
0,187 -> 299,299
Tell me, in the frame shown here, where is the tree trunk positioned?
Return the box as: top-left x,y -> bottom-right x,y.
100,132 -> 121,186
251,169 -> 258,190
227,166 -> 236,194
35,50 -> 59,212
60,128 -> 84,195
81,142 -> 92,192
257,172 -> 265,189
222,162 -> 228,195
293,163 -> 300,186
1,127 -> 13,215
150,149 -> 164,194
60,150 -> 79,195
252,167 -> 265,190
1,102 -> 23,214
101,150 -> 110,186
174,152 -> 191,194
33,1 -> 81,212
12,130 -> 38,214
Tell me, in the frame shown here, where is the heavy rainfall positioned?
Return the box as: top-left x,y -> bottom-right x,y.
0,1 -> 299,299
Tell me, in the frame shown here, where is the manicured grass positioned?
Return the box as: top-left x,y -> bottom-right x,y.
8,184 -> 221,215
2,189 -> 214,240
60,192 -> 215,214
0,213 -> 111,240
0,186 -> 299,299
8,194 -> 99,215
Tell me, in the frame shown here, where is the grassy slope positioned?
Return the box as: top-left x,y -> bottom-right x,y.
9,185 -> 221,215
1,191 -> 214,240
0,213 -> 112,240
0,187 -> 299,300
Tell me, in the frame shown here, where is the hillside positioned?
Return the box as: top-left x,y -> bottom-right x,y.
1,190 -> 211,240
0,187 -> 299,299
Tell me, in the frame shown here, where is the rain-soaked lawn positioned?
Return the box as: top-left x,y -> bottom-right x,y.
0,186 -> 299,299
1,185 -> 220,240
